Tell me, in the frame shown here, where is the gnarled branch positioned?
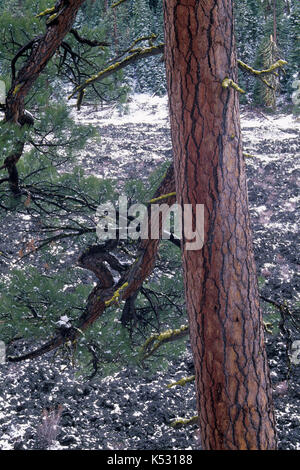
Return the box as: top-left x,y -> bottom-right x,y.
7,164 -> 177,362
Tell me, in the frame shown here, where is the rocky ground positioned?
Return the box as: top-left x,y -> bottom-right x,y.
0,95 -> 299,450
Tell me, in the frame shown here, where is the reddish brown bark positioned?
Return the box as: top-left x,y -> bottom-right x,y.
163,0 -> 277,450
5,0 -> 86,124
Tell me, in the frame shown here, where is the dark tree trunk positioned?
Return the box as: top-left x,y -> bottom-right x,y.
163,0 -> 277,450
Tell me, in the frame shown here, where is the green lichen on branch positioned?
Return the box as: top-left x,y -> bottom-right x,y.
35,1 -> 72,26
104,282 -> 129,307
35,6 -> 56,18
167,375 -> 195,388
237,59 -> 287,77
222,77 -> 245,94
140,325 -> 189,361
119,35 -> 158,58
68,44 -> 164,100
130,34 -> 158,49
263,321 -> 273,334
112,0 -> 128,7
170,416 -> 198,428
238,59 -> 287,93
148,192 -> 176,204
12,83 -> 23,96
46,13 -> 59,24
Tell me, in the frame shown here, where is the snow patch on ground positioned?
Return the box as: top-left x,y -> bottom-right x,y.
71,93 -> 169,127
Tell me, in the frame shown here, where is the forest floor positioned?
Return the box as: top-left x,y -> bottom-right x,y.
0,95 -> 299,450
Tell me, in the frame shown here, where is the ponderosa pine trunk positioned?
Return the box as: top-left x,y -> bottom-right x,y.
163,0 -> 277,450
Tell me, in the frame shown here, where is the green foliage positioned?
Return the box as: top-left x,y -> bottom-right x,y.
130,239 -> 186,373
75,308 -> 138,377
234,0 -> 298,106
111,0 -> 166,94
0,106 -> 97,215
124,160 -> 171,203
260,37 -> 280,108
0,120 -> 32,157
262,302 -> 281,335
67,0 -> 131,103
0,265 -> 93,344
291,78 -> 300,115
68,221 -> 185,379
281,1 -> 300,101
76,237 -> 186,378
0,0 -> 54,79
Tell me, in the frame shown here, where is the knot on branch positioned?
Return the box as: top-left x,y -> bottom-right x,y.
77,242 -> 129,287
18,110 -> 35,127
